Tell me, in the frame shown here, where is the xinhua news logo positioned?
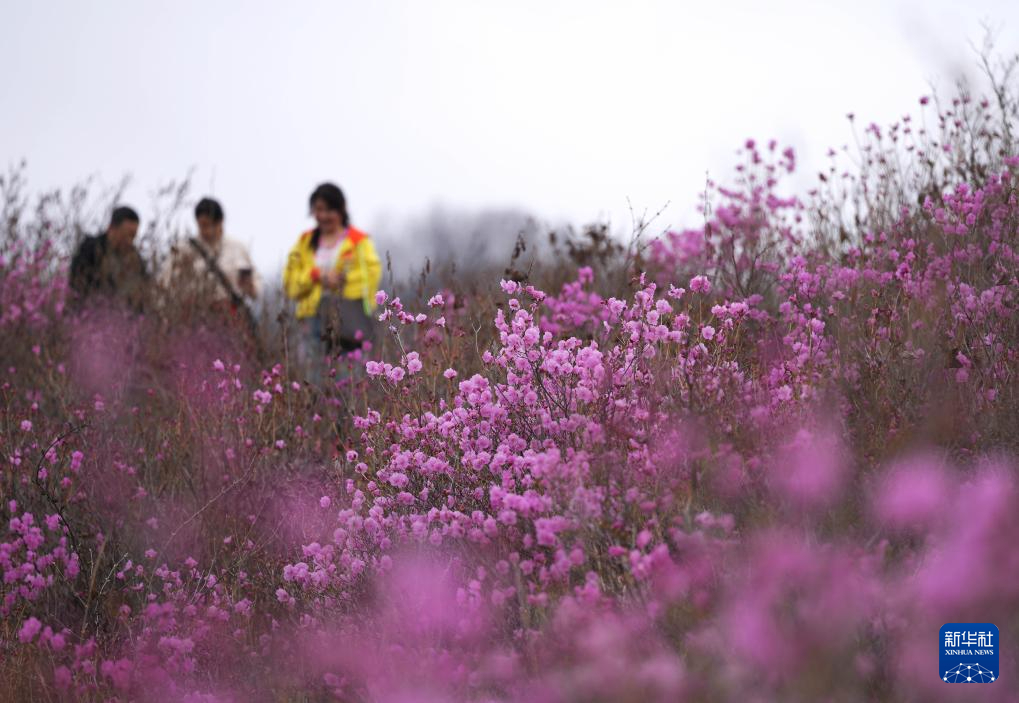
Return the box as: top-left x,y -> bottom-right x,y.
940,623 -> 998,683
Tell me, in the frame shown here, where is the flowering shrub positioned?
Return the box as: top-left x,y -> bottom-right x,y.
2,57 -> 1019,701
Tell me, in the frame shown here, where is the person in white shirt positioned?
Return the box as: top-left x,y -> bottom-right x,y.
162,197 -> 260,306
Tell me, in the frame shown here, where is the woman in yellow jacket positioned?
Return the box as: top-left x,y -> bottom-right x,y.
284,183 -> 382,378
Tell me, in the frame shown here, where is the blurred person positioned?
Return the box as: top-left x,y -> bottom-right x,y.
161,197 -> 260,304
160,197 -> 262,353
283,182 -> 382,383
70,205 -> 149,307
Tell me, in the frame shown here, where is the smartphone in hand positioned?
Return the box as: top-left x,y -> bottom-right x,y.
238,268 -> 255,297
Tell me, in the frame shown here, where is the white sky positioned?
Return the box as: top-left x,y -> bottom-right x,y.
2,1 -> 1017,275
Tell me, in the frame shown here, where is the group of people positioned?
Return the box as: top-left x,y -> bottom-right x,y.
70,182 -> 383,377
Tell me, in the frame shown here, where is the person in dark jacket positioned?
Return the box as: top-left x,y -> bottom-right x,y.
70,206 -> 149,306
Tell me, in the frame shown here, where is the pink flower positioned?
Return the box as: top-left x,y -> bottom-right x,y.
689,275 -> 712,293
20,419 -> 32,432
405,352 -> 423,375
319,496 -> 331,509
18,617 -> 42,643
771,429 -> 847,509
701,325 -> 716,341
872,454 -> 950,529
54,666 -> 71,689
443,368 -> 458,379
607,298 -> 627,317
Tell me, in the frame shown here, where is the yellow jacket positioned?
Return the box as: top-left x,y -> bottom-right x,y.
283,227 -> 382,320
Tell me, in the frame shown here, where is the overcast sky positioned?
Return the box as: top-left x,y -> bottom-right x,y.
2,1 -> 1017,275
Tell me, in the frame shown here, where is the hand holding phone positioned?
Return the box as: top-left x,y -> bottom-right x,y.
238,268 -> 256,298
323,268 -> 345,291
